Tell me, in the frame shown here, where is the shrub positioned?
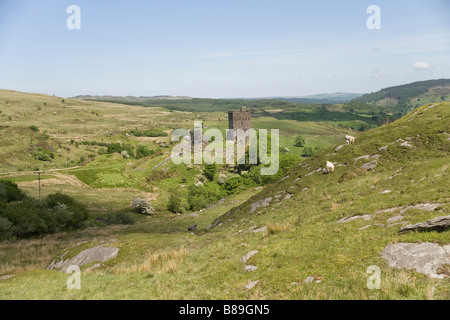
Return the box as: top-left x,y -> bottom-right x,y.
294,134 -> 305,147
107,143 -> 122,154
29,125 -> 39,132
1,198 -> 49,238
0,180 -> 25,203
187,182 -> 225,210
0,217 -> 13,240
223,176 -> 244,194
167,191 -> 184,213
203,163 -> 216,181
129,128 -> 168,137
136,145 -> 155,159
45,192 -> 88,228
33,147 -> 54,161
301,146 -> 314,157
132,197 -> 154,215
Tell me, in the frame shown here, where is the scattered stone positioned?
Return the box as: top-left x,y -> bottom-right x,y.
335,144 -> 345,152
245,280 -> 259,290
386,173 -> 402,180
337,215 -> 372,223
359,225 -> 371,230
353,155 -> 371,163
381,189 -> 391,194
187,225 -> 197,231
244,265 -> 258,272
304,276 -> 322,283
378,145 -> 388,152
399,215 -> 450,234
305,168 -> 322,177
252,226 -> 268,233
0,275 -> 14,281
240,250 -> 259,263
283,194 -> 292,201
186,212 -> 199,218
361,160 -> 378,170
400,141 -> 413,148
250,197 -> 273,213
291,282 -> 299,285
382,242 -> 450,279
376,203 -> 446,215
47,246 -> 120,272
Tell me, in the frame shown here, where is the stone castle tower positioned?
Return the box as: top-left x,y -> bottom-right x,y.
227,107 -> 251,141
228,107 -> 251,131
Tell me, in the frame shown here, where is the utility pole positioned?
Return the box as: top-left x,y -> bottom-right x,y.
36,171 -> 45,204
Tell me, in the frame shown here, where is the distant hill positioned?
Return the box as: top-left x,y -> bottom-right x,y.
71,95 -> 192,102
254,92 -> 365,104
351,79 -> 450,113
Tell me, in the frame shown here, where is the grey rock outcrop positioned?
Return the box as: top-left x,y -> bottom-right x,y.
361,160 -> 378,170
250,197 -> 273,213
47,246 -> 119,272
381,242 -> 450,279
399,215 -> 450,234
240,250 -> 259,263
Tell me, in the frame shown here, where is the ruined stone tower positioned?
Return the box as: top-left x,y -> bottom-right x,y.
227,107 -> 251,141
228,107 -> 251,131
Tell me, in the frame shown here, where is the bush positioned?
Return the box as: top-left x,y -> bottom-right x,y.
223,176 -> 244,194
0,217 -> 13,240
29,125 -> 39,132
0,180 -> 25,203
132,197 -> 154,215
203,163 -> 216,181
136,145 -> 155,159
129,128 -> 168,137
294,134 -> 305,147
107,143 -> 122,154
1,198 -> 49,238
45,192 -> 88,228
33,147 -> 54,161
167,191 -> 184,213
187,182 -> 225,211
301,146 -> 314,157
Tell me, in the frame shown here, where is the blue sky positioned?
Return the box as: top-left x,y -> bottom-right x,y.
0,0 -> 449,98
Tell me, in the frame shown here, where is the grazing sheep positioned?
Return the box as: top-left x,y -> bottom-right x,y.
346,135 -> 355,144
325,161 -> 335,174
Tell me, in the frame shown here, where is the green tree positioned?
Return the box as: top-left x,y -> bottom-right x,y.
203,163 -> 216,181
301,146 -> 314,157
167,191 -> 183,213
294,134 -> 305,147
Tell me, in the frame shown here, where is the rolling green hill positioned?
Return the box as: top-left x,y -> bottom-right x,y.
352,79 -> 450,113
0,101 -> 448,299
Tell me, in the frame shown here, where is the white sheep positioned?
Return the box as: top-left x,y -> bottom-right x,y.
346,135 -> 355,144
325,161 -> 335,174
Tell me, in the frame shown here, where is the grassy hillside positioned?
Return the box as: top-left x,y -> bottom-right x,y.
0,102 -> 448,299
353,79 -> 450,113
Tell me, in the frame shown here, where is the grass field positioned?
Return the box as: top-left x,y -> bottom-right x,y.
0,90 -> 448,300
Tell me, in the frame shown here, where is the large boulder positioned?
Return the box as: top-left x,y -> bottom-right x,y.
47,246 -> 119,272
381,242 -> 450,279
